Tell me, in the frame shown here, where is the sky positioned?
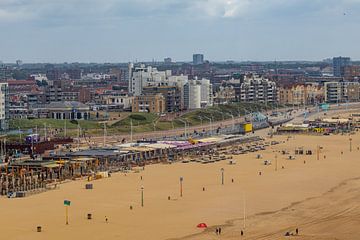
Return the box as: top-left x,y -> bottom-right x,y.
0,0 -> 360,63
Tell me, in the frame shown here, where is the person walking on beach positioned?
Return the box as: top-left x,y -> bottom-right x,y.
219,227 -> 222,235
296,228 -> 299,235
215,228 -> 218,235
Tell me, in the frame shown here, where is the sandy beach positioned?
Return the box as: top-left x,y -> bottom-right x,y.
1,130 -> 360,240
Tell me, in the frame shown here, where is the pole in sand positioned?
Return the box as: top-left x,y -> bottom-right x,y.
130,120 -> 133,142
275,154 -> 278,171
221,168 -> 224,185
141,186 -> 144,207
317,145 -> 320,161
180,177 -> 183,197
349,137 -> 352,152
64,200 -> 71,225
243,194 -> 246,230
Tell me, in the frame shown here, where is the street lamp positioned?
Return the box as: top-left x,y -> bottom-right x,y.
18,127 -> 22,142
44,123 -> 47,141
213,110 -> 225,121
237,105 -> 241,117
178,119 -> 187,138
221,168 -> 224,185
141,185 -> 144,207
225,112 -> 235,131
244,109 -> 252,124
198,116 -> 203,127
180,177 -> 184,197
152,120 -> 157,132
204,116 -> 213,136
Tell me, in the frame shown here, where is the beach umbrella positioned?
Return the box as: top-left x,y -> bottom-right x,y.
197,223 -> 208,228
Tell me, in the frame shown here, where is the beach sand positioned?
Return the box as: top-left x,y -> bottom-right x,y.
1,132 -> 360,240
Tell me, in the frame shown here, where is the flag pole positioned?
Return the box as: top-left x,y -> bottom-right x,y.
243,193 -> 246,230
66,205 -> 69,225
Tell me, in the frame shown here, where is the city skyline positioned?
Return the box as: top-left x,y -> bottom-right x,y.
1,0 -> 360,63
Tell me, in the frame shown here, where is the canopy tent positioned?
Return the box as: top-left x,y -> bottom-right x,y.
197,223 -> 208,228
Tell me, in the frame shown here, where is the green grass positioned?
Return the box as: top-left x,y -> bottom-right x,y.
180,102 -> 278,125
111,113 -> 159,133
155,121 -> 183,131
7,102 -> 283,139
112,113 -> 158,127
10,118 -> 101,130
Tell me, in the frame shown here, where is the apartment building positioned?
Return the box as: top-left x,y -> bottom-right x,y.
278,84 -> 324,105
0,83 -> 9,130
142,86 -> 181,112
132,94 -> 165,113
324,81 -> 360,103
239,75 -> 277,103
184,78 -> 213,109
94,91 -> 133,110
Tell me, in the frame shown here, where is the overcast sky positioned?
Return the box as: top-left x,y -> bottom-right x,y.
0,0 -> 360,63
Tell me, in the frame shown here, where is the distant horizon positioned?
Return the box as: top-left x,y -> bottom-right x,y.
1,57 -> 359,65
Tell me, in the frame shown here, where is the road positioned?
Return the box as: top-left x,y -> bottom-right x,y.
80,103 -> 360,146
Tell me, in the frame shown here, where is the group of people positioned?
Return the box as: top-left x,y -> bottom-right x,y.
215,227 -> 222,235
215,227 -> 245,237
285,228 -> 299,236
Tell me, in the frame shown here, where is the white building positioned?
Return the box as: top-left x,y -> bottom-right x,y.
128,64 -> 192,110
167,75 -> 189,109
82,73 -> 111,81
30,74 -> 48,82
128,64 -> 172,96
94,91 -> 133,110
200,78 -> 213,107
239,75 -> 277,103
184,81 -> 201,109
184,78 -> 213,109
0,83 -> 9,130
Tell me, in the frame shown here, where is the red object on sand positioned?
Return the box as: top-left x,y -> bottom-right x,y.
197,223 -> 208,228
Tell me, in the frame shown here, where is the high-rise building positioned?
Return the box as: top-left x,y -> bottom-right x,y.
0,83 -> 9,130
184,81 -> 201,109
128,64 -> 171,96
0,65 -> 12,81
16,60 -> 23,66
193,54 -> 204,65
199,78 -> 213,107
333,57 -> 351,77
164,58 -> 172,63
184,78 -> 213,109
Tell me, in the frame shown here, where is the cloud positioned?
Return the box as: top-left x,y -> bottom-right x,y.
0,0 -> 360,27
1,0 -> 360,62
0,0 -> 360,23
